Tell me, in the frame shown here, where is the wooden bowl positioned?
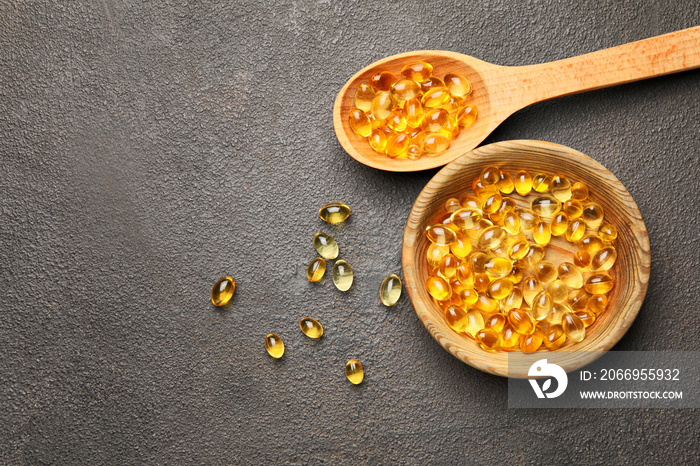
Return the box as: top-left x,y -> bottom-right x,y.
401,140 -> 651,378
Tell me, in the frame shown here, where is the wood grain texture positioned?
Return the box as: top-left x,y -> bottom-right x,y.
401,140 -> 651,378
333,26 -> 700,172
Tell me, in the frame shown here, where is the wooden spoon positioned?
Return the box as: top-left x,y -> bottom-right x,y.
334,26 -> 700,172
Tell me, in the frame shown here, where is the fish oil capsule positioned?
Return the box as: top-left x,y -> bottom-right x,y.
348,109 -> 372,137
354,81 -> 376,112
464,309 -> 485,338
385,133 -> 410,158
532,291 -> 553,321
562,312 -> 586,342
319,202 -> 350,223
481,193 -> 502,214
437,116 -> 460,140
476,328 -> 501,351
507,239 -> 530,261
477,225 -> 507,250
581,202 -> 605,228
307,257 -> 326,282
517,208 -> 540,230
404,97 -> 424,129
438,254 -> 459,279
573,250 -> 591,269
426,224 -> 457,245
460,287 -> 479,306
568,289 -> 590,312
465,219 -> 494,240
451,207 -> 482,229
578,234 -> 604,253
533,221 -> 551,246
419,76 -> 445,93
507,265 -> 523,284
441,291 -> 464,311
514,170 -> 533,196
488,277 -> 514,300
550,212 -> 569,236
211,276 -> 235,306
571,181 -> 589,201
502,210 -> 521,235
368,128 -> 387,153
472,178 -> 499,198
332,260 -> 354,291
521,326 -> 545,352
496,197 -> 518,223
300,317 -> 323,339
445,197 -> 461,213
422,87 -> 451,108
370,91 -> 396,119
345,359 -> 364,384
421,109 -> 449,133
531,196 -> 561,218
444,72 -> 472,97
562,199 -> 583,219
504,287 -> 524,310
550,174 -> 572,202
420,133 -> 450,156
519,244 -> 545,269
587,294 -> 608,314
565,218 -> 586,243
547,302 -> 570,325
496,171 -> 515,194
598,223 -> 618,241
584,273 -> 614,294
535,261 -> 558,284
480,166 -> 501,185
380,274 -> 402,306
368,113 -> 386,129
390,79 -> 421,102
508,308 -> 536,335
500,325 -> 522,351
265,334 -> 285,358
444,305 -> 469,332
456,263 -> 475,285
548,280 -> 569,303
313,232 -> 339,260
575,309 -> 596,327
522,277 -> 543,306
460,195 -> 481,209
456,105 -> 478,128
557,262 -> 583,289
442,95 -> 466,115
385,109 -> 407,132
532,173 -> 551,193
485,313 -> 507,333
449,232 -> 473,259
543,324 -> 567,350
370,71 -> 398,91
448,277 -> 468,295
473,273 -> 490,293
426,275 -> 451,301
474,293 -> 499,314
406,144 -> 423,160
484,257 -> 513,278
401,61 -> 433,82
427,243 -> 450,267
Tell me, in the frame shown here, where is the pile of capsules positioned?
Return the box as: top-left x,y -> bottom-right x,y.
424,166 -> 618,352
211,202 -> 403,385
348,60 -> 477,159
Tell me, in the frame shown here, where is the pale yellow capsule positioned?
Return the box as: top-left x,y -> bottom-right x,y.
438,253 -> 459,279
484,257 -> 513,278
460,287 -> 479,306
332,260 -> 354,291
517,208 -> 540,230
265,334 -> 285,358
502,210 -> 521,235
507,265 -> 523,285
404,97 -> 424,129
427,243 -> 450,267
531,196 -> 561,218
391,79 -> 421,102
507,239 -> 530,261
546,302 -> 569,325
385,108 -> 407,132
565,219 -> 586,243
307,257 -> 326,282
437,116 -> 460,140
354,81 -> 376,112
578,234 -> 605,253
532,291 -> 553,321
420,132 -> 450,155
313,232 -> 339,260
449,231 -> 473,259
550,174 -> 572,202
300,317 -> 323,339
519,244 -> 545,269
464,309 -> 485,338
562,313 -> 586,342
548,280 -> 569,303
370,91 -> 396,119
474,293 -> 499,314
345,359 -> 364,384
496,172 -> 515,194
504,287 -> 524,310
442,95 -> 466,115
451,208 -> 482,230
426,224 -> 457,245
422,87 -> 451,108
522,277 -> 543,306
319,202 -> 350,223
380,274 -> 402,306
456,105 -> 477,128
558,262 -> 583,289
368,129 -> 387,153
477,225 -> 507,250
444,72 -> 472,97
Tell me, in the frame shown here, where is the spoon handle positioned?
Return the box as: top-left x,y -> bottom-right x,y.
504,25 -> 700,108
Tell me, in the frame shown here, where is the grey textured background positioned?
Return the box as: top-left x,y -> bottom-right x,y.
1,1 -> 699,464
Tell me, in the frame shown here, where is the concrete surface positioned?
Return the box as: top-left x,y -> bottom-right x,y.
1,1 -> 699,464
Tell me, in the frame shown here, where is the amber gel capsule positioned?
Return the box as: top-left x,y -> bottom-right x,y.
299,317 -> 323,339
265,334 -> 285,359
401,61 -> 433,82
211,276 -> 235,306
307,257 -> 326,282
319,202 -> 350,223
354,81 -> 376,112
345,359 -> 364,384
380,274 -> 402,306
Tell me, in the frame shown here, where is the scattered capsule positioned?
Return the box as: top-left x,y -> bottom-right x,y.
401,61 -> 433,82
427,243 -> 450,267
558,262 -> 583,289
313,232 -> 339,260
571,181 -> 589,200
521,326 -> 545,352
422,87 -> 451,108
584,273 -> 614,294
211,276 -> 235,306
548,280 -> 569,303
508,308 -> 536,335
426,224 -> 457,245
532,291 -> 554,321
481,193 -> 503,214
380,274 -> 402,306
532,173 -> 551,193
307,257 -> 326,282
535,261 -> 558,284
368,128 -> 387,153
578,234 -> 604,253
562,312 -> 586,342
543,324 -> 567,350
507,239 -> 530,261
345,359 -> 364,384
550,212 -> 569,236
464,309 -> 485,338
443,72 -> 472,97
581,202 -> 605,228
504,287 -> 524,310
568,289 -> 590,312
426,275 -> 451,301
474,293 -> 499,314
385,109 -> 408,132
354,81 -> 376,112
370,71 -> 398,91
420,133 -> 450,155
514,170 -> 533,196
319,202 -> 350,223
456,105 -> 478,128
332,260 -> 354,291
573,250 -> 591,269
500,325 -> 522,351
522,277 -> 543,306
385,133 -> 410,158
517,208 -> 540,230
476,328 -> 501,351
565,218 -> 586,243
550,175 -> 572,202
390,79 -> 421,102
265,334 -> 285,358
370,91 -> 396,119
438,254 -> 459,279
519,244 -> 545,269
575,309 -> 596,328
598,223 -> 618,241
531,196 -> 561,218
419,76 -> 445,92
348,108 -> 372,137
533,220 -> 551,246
477,225 -> 507,250
300,317 -> 324,339
485,313 -> 507,332
444,305 -> 468,332
488,277 -> 514,300
562,199 -> 583,219
484,257 -> 513,278
587,294 -> 608,314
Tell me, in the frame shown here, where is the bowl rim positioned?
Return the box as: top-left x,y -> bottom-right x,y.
401,140 -> 651,378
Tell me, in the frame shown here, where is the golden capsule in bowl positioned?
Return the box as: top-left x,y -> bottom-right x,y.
370,70 -> 398,91
456,105 -> 477,128
348,108 -> 372,137
401,61 -> 433,82
443,72 -> 472,97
